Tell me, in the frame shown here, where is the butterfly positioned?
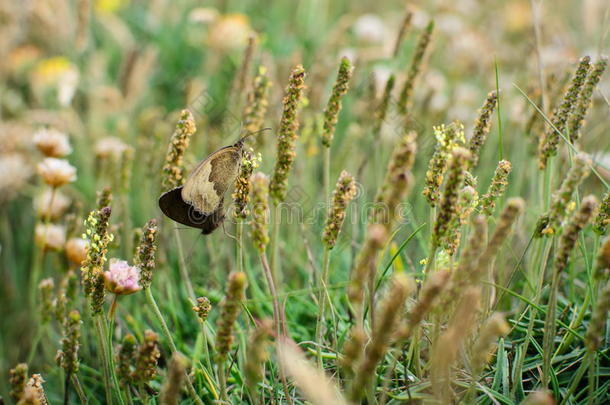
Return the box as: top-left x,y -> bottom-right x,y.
159,136 -> 249,234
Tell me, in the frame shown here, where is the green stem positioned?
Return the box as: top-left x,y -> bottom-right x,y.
315,248 -> 331,369
145,288 -> 204,405
542,268 -> 561,388
324,146 -> 331,200
270,203 -> 281,285
99,314 -> 125,405
94,316 -> 114,405
218,361 -> 228,402
71,375 -> 88,405
174,227 -> 195,299
236,221 -> 244,273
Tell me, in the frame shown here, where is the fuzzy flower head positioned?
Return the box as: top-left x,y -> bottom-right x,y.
65,237 -> 88,266
104,259 -> 142,295
35,223 -> 67,251
33,128 -> 72,157
37,158 -> 77,188
34,189 -> 71,220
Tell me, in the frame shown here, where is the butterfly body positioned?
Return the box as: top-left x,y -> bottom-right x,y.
159,138 -> 246,234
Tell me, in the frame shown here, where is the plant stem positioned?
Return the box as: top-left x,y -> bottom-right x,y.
174,227 -> 195,299
145,288 -> 204,405
315,248 -> 331,369
270,203 -> 281,284
71,375 -> 88,405
542,267 -> 561,388
94,315 -> 114,405
260,254 -> 285,336
324,146 -> 331,200
236,220 -> 244,273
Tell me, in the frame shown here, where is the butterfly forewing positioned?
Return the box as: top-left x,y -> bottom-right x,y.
159,187 -> 225,233
181,145 -> 241,215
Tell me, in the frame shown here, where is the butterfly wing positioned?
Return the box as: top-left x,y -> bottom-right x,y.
159,187 -> 225,233
181,145 -> 242,215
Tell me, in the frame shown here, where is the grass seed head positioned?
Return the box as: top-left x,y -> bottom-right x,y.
133,330 -> 160,384
470,312 -> 510,375
594,236 -> 610,281
479,160 -> 512,216
323,170 -> 357,249
250,172 -> 270,252
162,109 -> 196,191
233,148 -> 261,220
398,20 -> 434,115
244,318 -> 273,393
192,296 -> 212,322
215,272 -> 248,362
56,309 -> 81,375
243,66 -> 271,134
593,192 -> 610,235
467,90 -> 498,168
568,57 -> 607,142
9,363 -> 29,402
585,279 -> 610,351
159,352 -> 189,405
135,218 -> 158,290
269,64 -> 306,204
322,57 -> 353,147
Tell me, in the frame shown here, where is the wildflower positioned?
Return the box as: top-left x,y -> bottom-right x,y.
192,297 -> 212,322
37,158 -> 76,187
0,154 -> 32,203
94,136 -> 129,161
349,273 -> 414,402
467,91 -> 498,168
479,160 -> 512,216
244,319 -> 273,395
431,147 -> 470,249
538,56 -> 591,169
232,149 -> 261,220
215,272 -> 247,362
33,128 -> 72,157
56,310 -> 81,375
397,20 -> 434,115
568,57 -> 607,142
132,330 -> 160,384
423,122 -> 465,206
35,223 -> 67,251
323,171 -> 357,249
250,172 -> 270,252
65,237 -> 88,266
321,57 -> 353,147
593,193 -> 610,235
135,219 -> 158,289
353,14 -> 386,44
269,65 -> 306,203
34,189 -> 70,220
103,259 -> 141,295
243,66 -> 271,134
162,110 -> 197,191
159,352 -> 189,405
585,279 -> 610,351
207,14 -> 251,51
9,363 -> 28,402
540,152 -> 591,235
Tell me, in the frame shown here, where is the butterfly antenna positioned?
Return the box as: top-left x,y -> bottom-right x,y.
238,127 -> 272,144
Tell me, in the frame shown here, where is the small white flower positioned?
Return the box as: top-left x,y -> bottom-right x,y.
34,189 -> 71,220
37,158 -> 77,187
353,14 -> 386,44
65,237 -> 88,266
94,137 -> 129,160
35,223 -> 67,251
33,128 -> 72,157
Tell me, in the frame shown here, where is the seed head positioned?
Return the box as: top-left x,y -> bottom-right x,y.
39,278 -> 55,324
162,109 -> 197,191
593,193 -> 610,235
135,219 -> 158,289
470,313 -> 510,375
373,74 -> 395,136
538,56 -> 591,169
9,363 -> 28,402
348,224 -> 388,306
423,122 -> 465,206
349,274 -> 413,402
159,352 -> 189,405
232,149 -> 261,220
192,296 -> 212,322
250,172 -> 270,252
244,319 -> 273,394
215,272 -> 247,362
431,147 -> 470,248
397,20 -> 434,115
585,279 -> 610,351
479,160 -> 512,216
133,330 -> 160,384
540,153 -> 591,236
322,57 -> 353,147
243,66 -> 271,134
24,374 -> 47,405
594,236 -> 610,281
467,91 -> 498,168
568,57 -> 607,142
56,310 -> 81,375
323,171 -> 357,249
269,65 -> 306,203
117,333 -> 137,385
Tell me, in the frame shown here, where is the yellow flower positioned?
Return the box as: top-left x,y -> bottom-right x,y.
95,0 -> 127,14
